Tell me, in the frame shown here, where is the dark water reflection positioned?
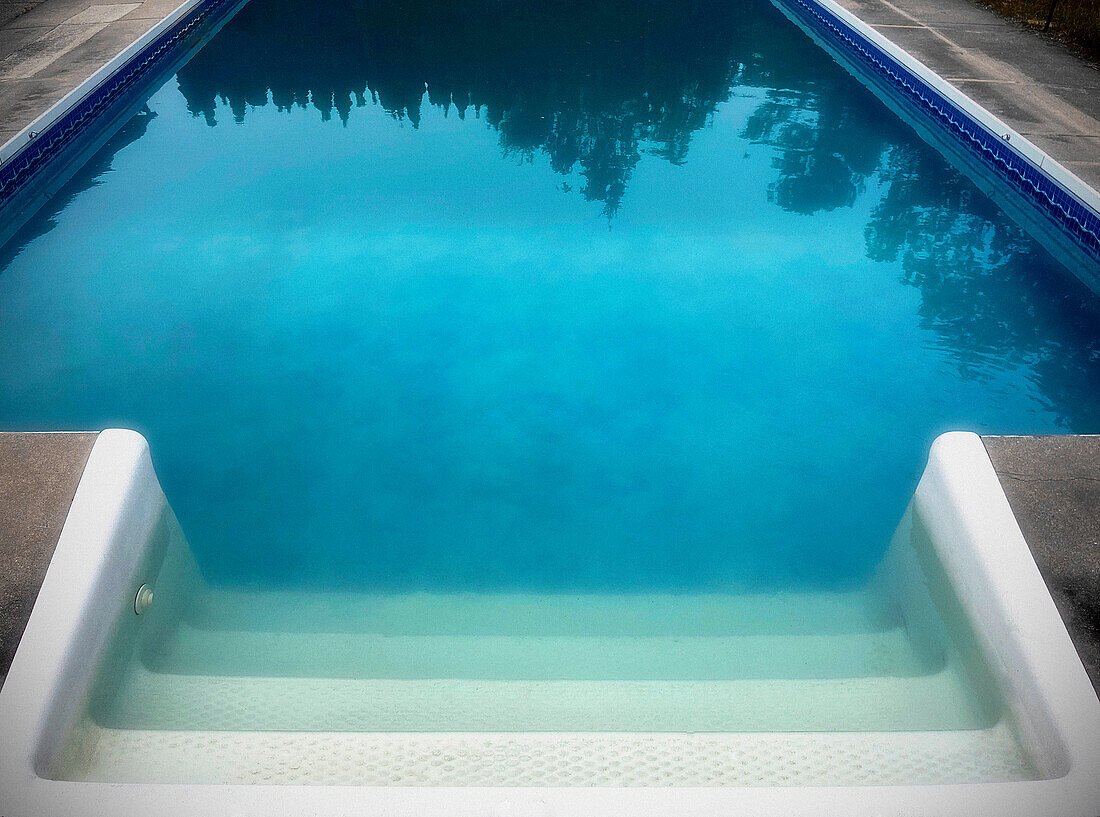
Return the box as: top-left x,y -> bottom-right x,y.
173,0 -> 1100,427
176,0 -> 841,215
866,145 -> 1100,430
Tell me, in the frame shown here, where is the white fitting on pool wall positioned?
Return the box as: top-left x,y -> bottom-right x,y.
1,429 -> 1098,816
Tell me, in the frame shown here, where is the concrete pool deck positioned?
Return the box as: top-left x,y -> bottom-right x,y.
0,0 -> 1097,187
0,432 -> 94,679
983,435 -> 1100,697
0,0 -> 181,148
1,431 -> 1098,702
832,0 -> 1100,190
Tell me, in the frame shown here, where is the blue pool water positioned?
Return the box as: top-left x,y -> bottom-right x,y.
1,0 -> 1099,593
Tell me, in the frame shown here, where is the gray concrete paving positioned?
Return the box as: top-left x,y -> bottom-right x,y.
983,436 -> 1100,696
0,432 -> 96,683
0,1 -> 45,30
834,0 -> 1100,189
0,0 -> 181,142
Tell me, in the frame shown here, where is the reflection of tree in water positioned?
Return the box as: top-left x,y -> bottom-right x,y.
175,0 -> 813,214
864,144 -> 1100,429
0,106 -> 156,268
173,0 -> 1100,427
736,61 -> 1100,431
742,87 -> 893,213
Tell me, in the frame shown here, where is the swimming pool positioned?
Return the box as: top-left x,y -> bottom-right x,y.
1,0 -> 1099,807
4,428 -> 1098,813
2,0 -> 1098,593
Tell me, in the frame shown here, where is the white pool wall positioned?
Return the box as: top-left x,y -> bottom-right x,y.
912,433 -> 1089,780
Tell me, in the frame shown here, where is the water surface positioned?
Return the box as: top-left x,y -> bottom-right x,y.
1,0 -> 1098,591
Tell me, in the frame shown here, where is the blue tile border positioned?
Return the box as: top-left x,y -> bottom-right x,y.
778,0 -> 1100,267
0,0 -> 238,212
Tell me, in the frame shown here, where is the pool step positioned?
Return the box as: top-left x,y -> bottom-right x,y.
142,624 -> 938,680
100,656 -> 990,732
64,722 -> 1037,785
178,588 -> 894,637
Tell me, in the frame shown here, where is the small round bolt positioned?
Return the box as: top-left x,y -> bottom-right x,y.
134,583 -> 154,615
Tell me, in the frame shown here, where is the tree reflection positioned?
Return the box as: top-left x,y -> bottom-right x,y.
865,144 -> 1100,429
0,107 -> 157,269
171,0 -> 1100,428
741,85 -> 894,213
175,0 -> 806,214
747,78 -> 1100,428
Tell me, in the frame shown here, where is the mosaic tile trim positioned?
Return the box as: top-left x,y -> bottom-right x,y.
0,0 -> 239,212
781,0 -> 1100,266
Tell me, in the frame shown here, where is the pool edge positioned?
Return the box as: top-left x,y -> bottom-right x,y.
773,0 -> 1100,291
0,0 -> 244,215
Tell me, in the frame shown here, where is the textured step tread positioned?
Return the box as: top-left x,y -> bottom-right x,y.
62,721 -> 1037,785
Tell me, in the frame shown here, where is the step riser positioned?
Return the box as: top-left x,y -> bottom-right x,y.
99,660 -> 994,732
143,627 -> 937,679
176,589 -> 894,637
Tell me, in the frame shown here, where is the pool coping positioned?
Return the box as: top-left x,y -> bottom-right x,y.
773,0 -> 1100,288
0,430 -> 1097,815
0,0 -> 196,168
0,0 -> 240,214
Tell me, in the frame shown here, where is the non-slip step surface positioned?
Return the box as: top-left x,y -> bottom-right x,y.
141,625 -> 937,680
99,657 -> 991,732
59,722 -> 1037,785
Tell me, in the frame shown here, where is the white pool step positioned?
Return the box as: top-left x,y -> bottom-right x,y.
64,722 -> 1036,786
142,624 -> 936,679
100,656 -> 990,732
65,586 -> 1033,787
179,588 -> 895,636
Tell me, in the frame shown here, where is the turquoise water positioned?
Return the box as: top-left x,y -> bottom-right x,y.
2,0 -> 1100,593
